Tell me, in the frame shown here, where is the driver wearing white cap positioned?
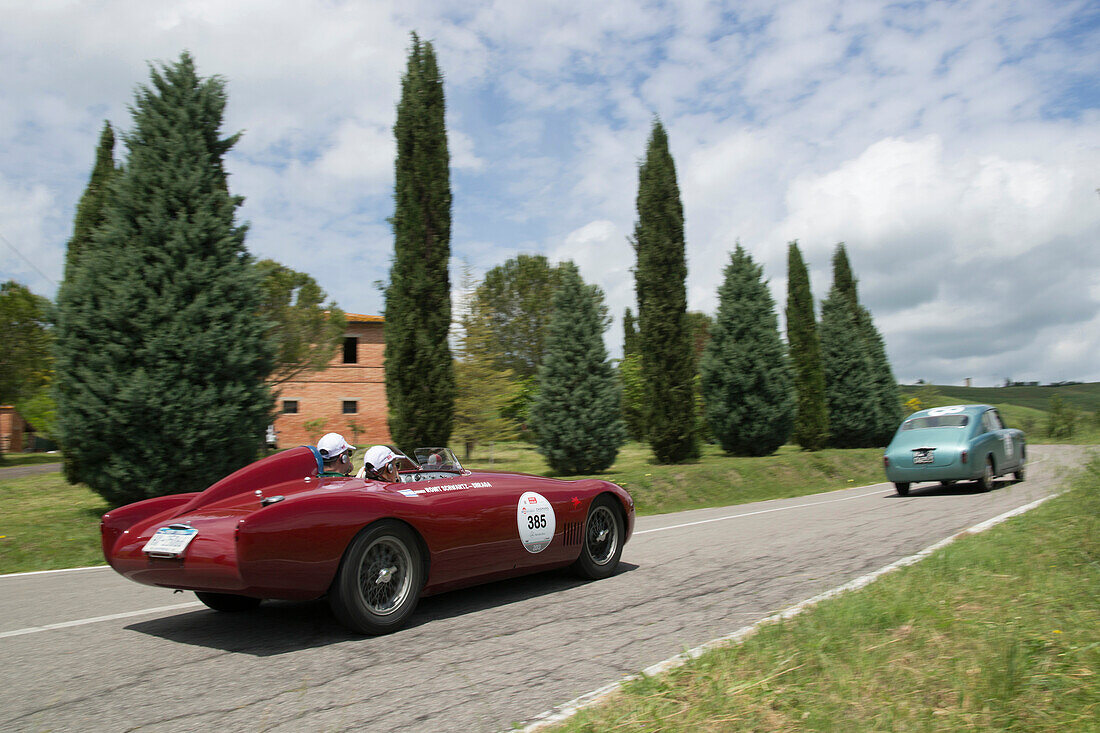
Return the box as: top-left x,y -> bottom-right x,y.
316,432 -> 355,477
357,445 -> 401,483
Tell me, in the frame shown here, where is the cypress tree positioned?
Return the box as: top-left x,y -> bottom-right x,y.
385,33 -> 454,450
64,122 -> 120,279
53,52 -> 273,505
622,307 -> 639,356
786,241 -> 829,450
699,246 -> 793,456
819,286 -> 879,448
831,243 -> 901,444
619,307 -> 646,441
633,119 -> 698,463
530,263 -> 625,474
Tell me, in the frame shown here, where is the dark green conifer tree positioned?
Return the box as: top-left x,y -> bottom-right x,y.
53,52 -> 273,505
699,246 -> 793,455
633,119 -> 698,462
622,307 -> 639,356
786,241 -> 829,450
529,263 -> 624,474
819,286 -> 879,448
385,33 -> 454,450
64,122 -> 120,279
831,243 -> 901,444
619,308 -> 646,441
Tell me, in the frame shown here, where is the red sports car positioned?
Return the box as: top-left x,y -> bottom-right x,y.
101,446 -> 634,634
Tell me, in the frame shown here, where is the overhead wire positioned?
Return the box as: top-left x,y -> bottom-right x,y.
0,230 -> 58,288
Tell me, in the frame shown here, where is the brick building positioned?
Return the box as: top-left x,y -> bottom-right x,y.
270,313 -> 390,448
0,406 -> 34,453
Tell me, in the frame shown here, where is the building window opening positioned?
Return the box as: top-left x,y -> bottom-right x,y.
343,337 -> 358,364
342,400 -> 358,415
282,400 -> 299,414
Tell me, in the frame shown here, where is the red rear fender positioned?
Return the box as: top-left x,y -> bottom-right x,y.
101,493 -> 199,561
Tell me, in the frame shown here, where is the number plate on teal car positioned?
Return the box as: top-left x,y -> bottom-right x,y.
143,525 -> 198,557
912,449 -> 934,464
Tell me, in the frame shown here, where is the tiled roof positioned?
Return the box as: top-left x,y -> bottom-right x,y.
344,312 -> 384,323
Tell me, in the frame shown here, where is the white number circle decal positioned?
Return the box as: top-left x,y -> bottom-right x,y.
927,406 -> 965,416
517,491 -> 556,553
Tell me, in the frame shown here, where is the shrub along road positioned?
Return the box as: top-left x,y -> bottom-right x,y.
0,444 -> 1091,732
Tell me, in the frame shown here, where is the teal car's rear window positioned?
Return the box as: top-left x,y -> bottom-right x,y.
902,415 -> 969,429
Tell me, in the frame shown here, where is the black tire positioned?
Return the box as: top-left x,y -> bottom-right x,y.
978,457 -> 995,491
329,521 -> 423,635
572,495 -> 624,580
894,482 -> 910,496
939,480 -> 956,487
1014,464 -> 1025,481
195,592 -> 262,612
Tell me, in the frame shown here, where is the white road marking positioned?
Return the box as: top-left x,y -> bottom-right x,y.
634,487 -> 888,536
0,565 -> 109,579
0,602 -> 204,639
516,491 -> 1061,732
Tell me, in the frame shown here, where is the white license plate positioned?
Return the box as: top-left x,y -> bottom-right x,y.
143,525 -> 198,557
913,450 -> 934,464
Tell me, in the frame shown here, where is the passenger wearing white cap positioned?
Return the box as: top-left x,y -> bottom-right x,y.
316,432 -> 355,477
357,445 -> 401,483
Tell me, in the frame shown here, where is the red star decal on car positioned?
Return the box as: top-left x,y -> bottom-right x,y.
571,496 -> 582,509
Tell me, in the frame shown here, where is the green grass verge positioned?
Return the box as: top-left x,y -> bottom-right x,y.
0,471 -> 110,574
0,441 -> 885,575
550,457 -> 1100,732
462,441 -> 887,516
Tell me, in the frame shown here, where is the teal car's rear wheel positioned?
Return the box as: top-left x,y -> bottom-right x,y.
894,482 -> 910,496
978,457 -> 995,491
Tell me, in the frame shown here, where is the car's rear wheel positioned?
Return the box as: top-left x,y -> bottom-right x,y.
195,592 -> 262,612
894,482 -> 910,496
572,495 -> 624,580
978,457 -> 995,491
329,520 -> 423,635
1014,455 -> 1026,482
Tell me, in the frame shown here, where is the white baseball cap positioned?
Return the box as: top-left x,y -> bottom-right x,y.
364,445 -> 398,472
317,432 -> 354,460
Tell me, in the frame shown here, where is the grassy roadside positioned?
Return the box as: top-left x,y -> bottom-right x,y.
0,441 -> 886,575
0,471 -> 110,573
549,456 -> 1100,733
463,441 -> 888,516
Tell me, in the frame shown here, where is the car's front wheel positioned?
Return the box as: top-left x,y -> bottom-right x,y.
894,482 -> 910,496
978,457 -> 995,491
572,495 -> 624,580
329,521 -> 423,635
195,592 -> 262,612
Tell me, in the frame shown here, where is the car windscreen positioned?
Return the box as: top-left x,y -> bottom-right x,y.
902,415 -> 969,430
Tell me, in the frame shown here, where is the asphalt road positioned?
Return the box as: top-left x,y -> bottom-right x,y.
0,444 -> 1092,733
0,462 -> 61,479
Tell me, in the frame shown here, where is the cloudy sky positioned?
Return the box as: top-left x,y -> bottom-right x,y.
2,0 -> 1098,386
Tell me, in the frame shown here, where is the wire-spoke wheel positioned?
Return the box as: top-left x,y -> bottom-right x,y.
330,521 -> 423,635
572,495 -> 624,580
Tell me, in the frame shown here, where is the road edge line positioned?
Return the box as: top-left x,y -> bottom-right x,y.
0,564 -> 108,579
515,490 -> 1060,733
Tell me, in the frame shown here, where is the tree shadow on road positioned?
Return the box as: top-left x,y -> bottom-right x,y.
124,562 -> 640,656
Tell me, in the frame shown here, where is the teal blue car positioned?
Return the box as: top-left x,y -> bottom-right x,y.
883,404 -> 1026,496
